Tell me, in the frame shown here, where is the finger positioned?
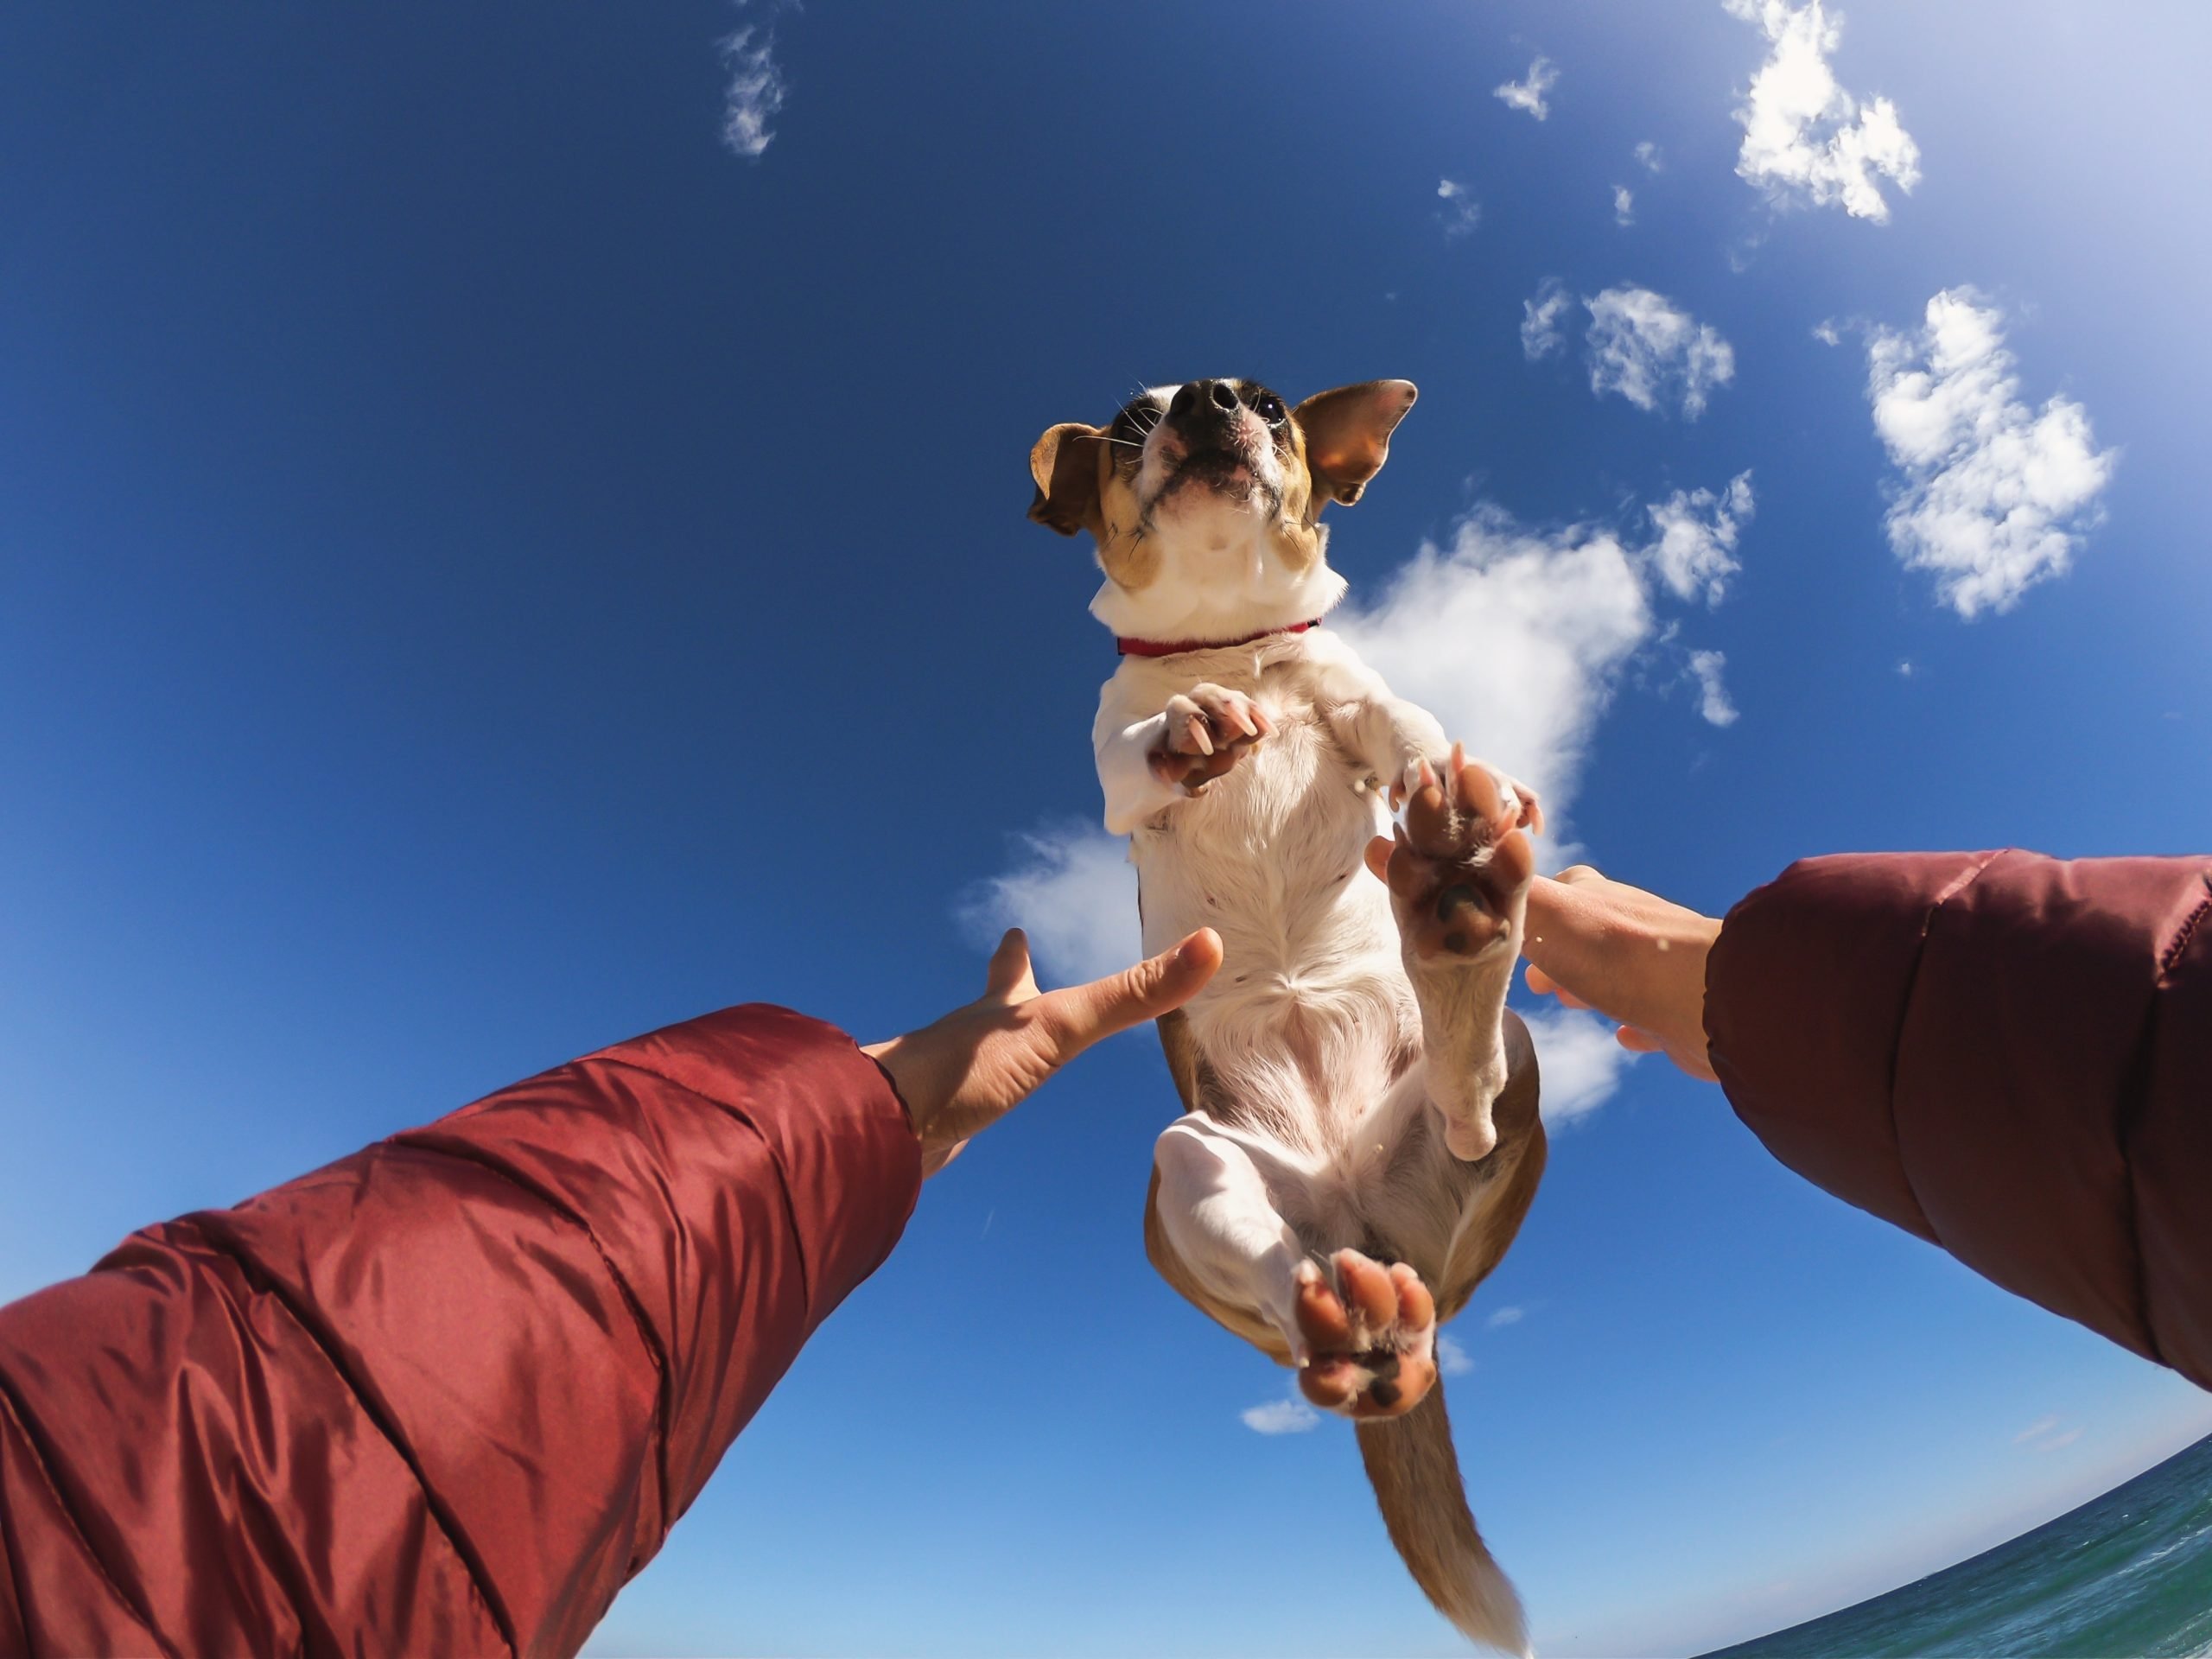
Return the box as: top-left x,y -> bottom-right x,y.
1552,863 -> 1603,885
1616,1025 -> 1666,1053
1363,836 -> 1394,883
1035,928 -> 1223,1063
1522,963 -> 1590,1009
984,929 -> 1039,1003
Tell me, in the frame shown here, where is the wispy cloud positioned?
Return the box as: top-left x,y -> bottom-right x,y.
1584,286 -> 1737,419
1486,1305 -> 1526,1329
1495,56 -> 1560,121
1522,279 -> 1573,361
1647,473 -> 1756,605
1612,185 -> 1636,227
1867,288 -> 2115,618
1811,319 -> 1842,346
1437,1332 -> 1476,1376
1243,1390 -> 1322,1435
1436,177 -> 1482,239
961,822 -> 1138,988
1634,141 -> 1664,173
1724,0 -> 1920,221
1688,651 -> 1740,727
1522,1005 -> 1639,1123
2013,1414 -> 2084,1452
718,25 -> 786,159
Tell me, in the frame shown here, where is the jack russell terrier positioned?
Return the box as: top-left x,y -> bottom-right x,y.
1028,378 -> 1545,1656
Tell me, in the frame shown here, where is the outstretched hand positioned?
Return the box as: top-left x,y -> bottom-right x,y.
865,927 -> 1224,1177
1522,866 -> 1723,1083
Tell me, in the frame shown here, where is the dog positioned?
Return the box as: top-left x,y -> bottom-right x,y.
1027,378 -> 1547,1656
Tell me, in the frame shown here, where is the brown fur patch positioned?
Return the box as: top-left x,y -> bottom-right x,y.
1433,1010 -> 1547,1324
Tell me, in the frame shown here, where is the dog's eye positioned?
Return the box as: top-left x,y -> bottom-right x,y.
1253,393 -> 1287,426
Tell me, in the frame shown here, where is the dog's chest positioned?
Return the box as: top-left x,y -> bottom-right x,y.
1134,671 -> 1379,937
1132,664 -> 1416,1139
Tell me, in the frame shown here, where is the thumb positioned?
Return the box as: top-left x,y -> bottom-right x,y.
983,928 -> 1040,1002
1035,929 -> 1223,1064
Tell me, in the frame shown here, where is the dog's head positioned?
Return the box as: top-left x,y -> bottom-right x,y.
1027,378 -> 1417,639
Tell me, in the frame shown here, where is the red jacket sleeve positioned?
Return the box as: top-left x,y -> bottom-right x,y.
0,1003 -> 921,1658
1705,850 -> 2212,1391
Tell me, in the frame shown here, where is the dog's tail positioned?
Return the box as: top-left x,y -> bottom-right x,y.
1356,1380 -> 1530,1656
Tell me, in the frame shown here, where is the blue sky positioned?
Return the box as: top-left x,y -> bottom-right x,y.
3,3 -> 2209,1654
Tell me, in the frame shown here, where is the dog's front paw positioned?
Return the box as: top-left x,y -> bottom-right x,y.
1293,1250 -> 1438,1421
1150,683 -> 1272,793
1367,745 -> 1536,963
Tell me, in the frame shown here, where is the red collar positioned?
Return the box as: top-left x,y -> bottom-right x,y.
1116,619 -> 1320,658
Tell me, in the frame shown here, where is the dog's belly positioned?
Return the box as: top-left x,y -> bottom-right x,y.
1132,696 -> 1419,1147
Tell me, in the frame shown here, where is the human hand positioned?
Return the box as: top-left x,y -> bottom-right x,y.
1522,866 -> 1723,1083
865,927 -> 1224,1176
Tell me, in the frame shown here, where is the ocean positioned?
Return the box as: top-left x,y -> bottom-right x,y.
1703,1432 -> 2212,1659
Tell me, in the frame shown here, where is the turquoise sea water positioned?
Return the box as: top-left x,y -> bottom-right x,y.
1704,1432 -> 2212,1659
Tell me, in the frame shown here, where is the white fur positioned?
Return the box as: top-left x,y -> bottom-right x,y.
1101,627 -> 1526,1351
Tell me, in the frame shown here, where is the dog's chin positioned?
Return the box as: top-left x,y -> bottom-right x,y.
1153,449 -> 1268,517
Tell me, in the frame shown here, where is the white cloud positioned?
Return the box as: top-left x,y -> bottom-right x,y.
1521,1005 -> 1639,1122
1494,56 -> 1560,120
1242,1391 -> 1322,1434
1584,286 -> 1736,419
1521,279 -> 1573,361
1647,472 -> 1755,604
1436,177 -> 1481,239
1811,319 -> 1842,346
1634,141 -> 1664,173
2012,1414 -> 2061,1445
960,823 -> 1140,988
1437,1332 -> 1476,1376
976,486 -> 1750,1108
1613,185 -> 1636,227
1724,0 -> 1920,221
1486,1305 -> 1525,1329
1867,288 -> 2115,618
1332,510 -> 1654,831
1688,651 -> 1740,727
718,26 -> 786,159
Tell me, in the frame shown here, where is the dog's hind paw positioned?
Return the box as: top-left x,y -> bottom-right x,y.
1293,1250 -> 1437,1421
1367,745 -> 1535,963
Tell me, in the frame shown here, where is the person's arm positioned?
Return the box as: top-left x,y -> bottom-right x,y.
0,929 -> 1218,1657
1522,852 -> 2212,1393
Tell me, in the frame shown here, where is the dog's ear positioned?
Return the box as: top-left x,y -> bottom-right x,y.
1294,380 -> 1418,508
1028,423 -> 1107,537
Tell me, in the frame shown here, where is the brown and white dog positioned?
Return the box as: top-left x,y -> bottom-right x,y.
1028,378 -> 1547,1656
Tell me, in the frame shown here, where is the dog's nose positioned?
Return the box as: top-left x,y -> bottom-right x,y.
1168,379 -> 1242,432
